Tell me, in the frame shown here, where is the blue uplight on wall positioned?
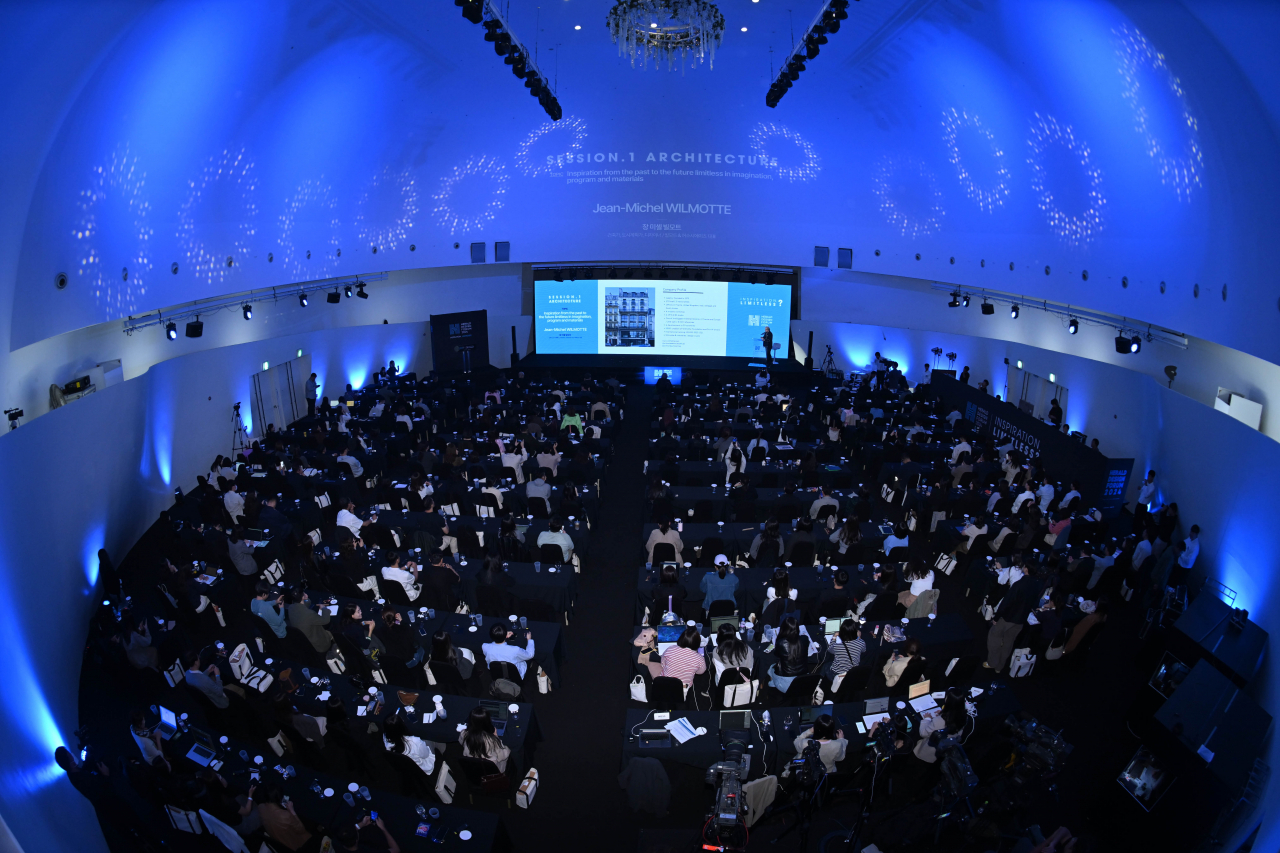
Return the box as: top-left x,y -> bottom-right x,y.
82,524 -> 105,588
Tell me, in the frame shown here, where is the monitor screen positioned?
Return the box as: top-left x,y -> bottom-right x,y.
534,280 -> 791,358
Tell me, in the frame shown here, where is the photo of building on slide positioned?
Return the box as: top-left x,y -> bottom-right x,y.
604,287 -> 654,347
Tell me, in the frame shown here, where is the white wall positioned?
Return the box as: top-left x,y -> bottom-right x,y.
799,269 -> 1280,442
4,264 -> 531,428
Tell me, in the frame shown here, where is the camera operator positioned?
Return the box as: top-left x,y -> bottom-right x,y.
792,713 -> 849,773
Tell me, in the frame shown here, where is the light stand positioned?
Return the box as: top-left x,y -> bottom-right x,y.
231,402 -> 249,457
819,345 -> 837,376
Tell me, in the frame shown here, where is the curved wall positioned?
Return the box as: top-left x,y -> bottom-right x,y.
2,1 -> 1280,363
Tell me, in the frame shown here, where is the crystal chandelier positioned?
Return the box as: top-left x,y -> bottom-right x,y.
606,0 -> 725,71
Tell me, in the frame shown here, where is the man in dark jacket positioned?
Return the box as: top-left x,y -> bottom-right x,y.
287,589 -> 334,654
985,560 -> 1040,671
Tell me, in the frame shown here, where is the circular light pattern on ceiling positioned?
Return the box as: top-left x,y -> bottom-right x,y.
73,143 -> 153,317
748,122 -> 820,182
279,178 -> 340,279
1026,112 -> 1106,248
871,155 -> 945,239
354,167 -> 418,252
940,107 -> 1009,214
176,147 -> 258,287
1115,23 -> 1202,202
514,115 -> 588,177
431,155 -> 510,236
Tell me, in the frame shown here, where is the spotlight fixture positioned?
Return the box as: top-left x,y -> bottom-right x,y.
298,293 -> 309,307
185,319 -> 203,338
355,282 -> 368,299
1010,303 -> 1020,319
980,301 -> 995,315
343,284 -> 352,299
948,292 -> 960,308
327,289 -> 341,304
962,294 -> 971,308
1130,335 -> 1142,353
165,322 -> 177,340
766,0 -> 850,107
467,1 -> 562,120
1068,318 -> 1079,334
242,304 -> 253,320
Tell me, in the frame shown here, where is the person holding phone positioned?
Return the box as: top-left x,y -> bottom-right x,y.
333,814 -> 401,853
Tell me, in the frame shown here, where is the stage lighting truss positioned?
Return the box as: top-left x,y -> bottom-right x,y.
928,283 -> 1187,350
121,273 -> 387,337
467,1 -> 563,121
765,0 -> 849,108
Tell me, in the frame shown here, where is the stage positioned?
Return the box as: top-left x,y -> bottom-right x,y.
512,352 -> 813,382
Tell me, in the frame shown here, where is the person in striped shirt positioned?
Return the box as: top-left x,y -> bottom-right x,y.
660,626 -> 707,686
825,619 -> 866,682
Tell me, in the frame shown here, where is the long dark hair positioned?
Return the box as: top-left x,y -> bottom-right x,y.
715,623 -> 749,666
778,615 -> 801,642
383,713 -> 411,754
479,551 -> 504,585
463,707 -> 499,759
659,564 -> 680,586
431,631 -> 458,667
770,567 -> 792,600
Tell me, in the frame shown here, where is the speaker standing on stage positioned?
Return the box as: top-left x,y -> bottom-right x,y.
761,326 -> 774,368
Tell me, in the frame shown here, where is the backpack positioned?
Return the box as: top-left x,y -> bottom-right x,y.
489,679 -> 522,701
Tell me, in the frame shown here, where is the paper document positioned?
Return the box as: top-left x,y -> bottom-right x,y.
328,605 -> 339,616
664,717 -> 699,744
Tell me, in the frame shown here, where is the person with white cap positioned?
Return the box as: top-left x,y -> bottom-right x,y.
699,554 -> 739,608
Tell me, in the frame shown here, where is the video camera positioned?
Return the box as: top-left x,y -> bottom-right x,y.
704,729 -> 753,848
1004,714 -> 1071,786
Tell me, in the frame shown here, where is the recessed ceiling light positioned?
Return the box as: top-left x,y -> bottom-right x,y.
574,25 -> 581,29
741,26 -> 747,31
650,22 -> 658,28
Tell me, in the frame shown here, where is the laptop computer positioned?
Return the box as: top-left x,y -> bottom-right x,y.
865,697 -> 889,714
799,706 -> 826,727
185,743 -> 218,767
656,625 -> 684,655
638,729 -> 672,748
908,680 -> 931,700
478,700 -> 509,736
719,710 -> 753,733
824,618 -> 842,638
157,706 -> 178,740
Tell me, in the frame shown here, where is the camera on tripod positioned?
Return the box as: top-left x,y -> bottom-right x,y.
1004,714 -> 1071,786
704,728 -> 753,849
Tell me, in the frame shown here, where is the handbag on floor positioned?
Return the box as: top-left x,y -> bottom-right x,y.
629,675 -> 648,703
536,666 -> 551,694
935,553 -> 958,576
723,679 -> 759,708
1009,648 -> 1036,678
516,768 -> 539,808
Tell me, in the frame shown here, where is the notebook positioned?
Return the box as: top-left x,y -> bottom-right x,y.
908,680 -> 931,700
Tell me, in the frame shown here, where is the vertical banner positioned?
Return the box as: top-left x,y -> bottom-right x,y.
430,310 -> 490,374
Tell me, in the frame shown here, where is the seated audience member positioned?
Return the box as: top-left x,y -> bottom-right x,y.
526,469 -> 552,502
710,622 -> 754,682
333,817 -> 401,853
767,617 -> 809,692
883,636 -> 921,687
242,782 -> 311,851
659,626 -> 706,687
460,706 -> 512,773
431,630 -> 474,680
700,556 -> 740,608
536,516 -> 575,563
826,619 -> 865,679
286,589 -> 333,654
184,650 -> 230,709
250,580 -> 289,638
381,553 -> 422,601
793,713 -> 848,774
645,518 -> 684,564
482,622 -> 535,679
650,563 -> 688,624
382,712 -> 436,776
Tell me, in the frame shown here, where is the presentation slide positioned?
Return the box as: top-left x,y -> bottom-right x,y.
534,280 -> 791,359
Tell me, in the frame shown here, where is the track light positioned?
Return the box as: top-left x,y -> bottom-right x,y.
1010,304 -> 1020,319
327,289 -> 341,304
356,282 -> 368,299
1130,335 -> 1141,353
765,0 -> 849,106
344,284 -> 352,298
948,292 -> 960,308
1068,318 -> 1079,334
298,293 -> 308,307
165,322 -> 177,340
242,304 -> 253,320
962,294 -> 970,308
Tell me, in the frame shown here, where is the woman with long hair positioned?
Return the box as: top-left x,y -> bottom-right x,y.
645,517 -> 684,565
382,712 -> 437,776
725,443 -> 747,484
711,622 -> 754,682
767,616 -> 810,693
830,516 -> 863,558
793,712 -> 848,773
459,706 -> 512,772
650,562 -> 688,624
431,630 -> 474,679
914,686 -> 971,763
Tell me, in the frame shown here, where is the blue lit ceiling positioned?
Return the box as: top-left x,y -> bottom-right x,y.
5,0 -> 1279,362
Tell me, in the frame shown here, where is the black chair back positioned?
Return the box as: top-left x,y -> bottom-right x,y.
789,541 -> 815,568
650,676 -> 686,711
539,542 -> 567,564
698,537 -> 726,567
652,542 -> 677,564
692,500 -> 715,523
707,599 -> 736,618
476,585 -> 513,617
754,539 -> 781,570
382,579 -> 412,606
781,673 -> 822,704
428,660 -> 469,696
833,665 -> 872,702
528,497 -> 551,519
458,756 -> 511,796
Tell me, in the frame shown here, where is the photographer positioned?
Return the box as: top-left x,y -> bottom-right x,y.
793,713 -> 848,773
